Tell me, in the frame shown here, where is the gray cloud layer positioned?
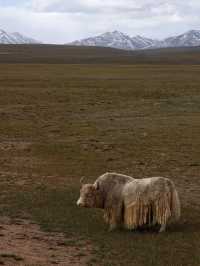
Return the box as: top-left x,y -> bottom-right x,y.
0,0 -> 200,43
30,0 -> 199,16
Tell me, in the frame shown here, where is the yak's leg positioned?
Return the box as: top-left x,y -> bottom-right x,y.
159,223 -> 166,233
108,212 -> 120,231
103,210 -> 116,231
159,211 -> 170,233
109,223 -> 118,231
107,204 -> 123,231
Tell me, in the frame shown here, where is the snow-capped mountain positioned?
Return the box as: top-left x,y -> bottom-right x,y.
0,29 -> 16,44
11,32 -> 40,44
70,31 -> 138,50
163,30 -> 200,48
69,31 -> 160,50
0,29 -> 40,44
131,35 -> 160,49
69,30 -> 200,50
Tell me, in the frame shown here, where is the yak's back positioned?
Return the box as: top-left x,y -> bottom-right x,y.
123,177 -> 171,207
94,172 -> 134,195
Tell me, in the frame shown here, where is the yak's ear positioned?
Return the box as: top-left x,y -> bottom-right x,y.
94,181 -> 100,190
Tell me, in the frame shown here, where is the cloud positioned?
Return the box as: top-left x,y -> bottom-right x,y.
0,1 -> 200,43
30,0 -> 176,15
28,0 -> 200,25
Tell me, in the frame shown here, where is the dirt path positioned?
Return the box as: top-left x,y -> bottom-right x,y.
0,217 -> 92,266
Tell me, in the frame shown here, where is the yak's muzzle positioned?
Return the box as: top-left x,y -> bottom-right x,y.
76,198 -> 84,207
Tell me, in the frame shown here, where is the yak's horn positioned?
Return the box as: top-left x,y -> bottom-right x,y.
80,177 -> 85,184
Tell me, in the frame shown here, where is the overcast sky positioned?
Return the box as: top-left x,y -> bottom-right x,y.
0,0 -> 200,43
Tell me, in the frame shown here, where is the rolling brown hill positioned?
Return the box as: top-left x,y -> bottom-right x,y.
0,44 -> 200,64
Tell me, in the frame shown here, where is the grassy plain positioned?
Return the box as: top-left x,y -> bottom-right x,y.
0,46 -> 200,265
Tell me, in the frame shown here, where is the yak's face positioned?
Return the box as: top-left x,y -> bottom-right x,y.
77,184 -> 103,208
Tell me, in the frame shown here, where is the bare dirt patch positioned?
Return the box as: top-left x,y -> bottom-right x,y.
0,217 -> 92,266
0,141 -> 31,152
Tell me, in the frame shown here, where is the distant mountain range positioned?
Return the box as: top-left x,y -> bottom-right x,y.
0,29 -> 40,44
68,30 -> 200,50
1,28 -> 200,50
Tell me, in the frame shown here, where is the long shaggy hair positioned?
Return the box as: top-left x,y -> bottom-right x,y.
123,178 -> 181,229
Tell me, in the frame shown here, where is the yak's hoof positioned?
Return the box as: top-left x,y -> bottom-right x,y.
159,224 -> 166,233
108,225 -> 117,232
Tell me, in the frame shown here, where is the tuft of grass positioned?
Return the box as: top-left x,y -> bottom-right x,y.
0,253 -> 23,261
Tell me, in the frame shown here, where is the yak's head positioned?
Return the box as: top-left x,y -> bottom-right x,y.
77,182 -> 103,208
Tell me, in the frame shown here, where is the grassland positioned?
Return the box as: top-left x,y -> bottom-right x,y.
0,45 -> 200,265
1,44 -> 200,64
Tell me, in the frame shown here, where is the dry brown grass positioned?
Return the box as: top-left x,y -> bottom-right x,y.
0,56 -> 199,265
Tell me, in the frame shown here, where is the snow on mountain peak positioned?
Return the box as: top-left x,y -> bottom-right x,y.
0,29 -> 41,44
69,29 -> 200,50
1,28 -> 200,49
69,31 -> 153,50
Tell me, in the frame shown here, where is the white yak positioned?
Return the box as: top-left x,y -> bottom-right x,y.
77,172 -> 181,232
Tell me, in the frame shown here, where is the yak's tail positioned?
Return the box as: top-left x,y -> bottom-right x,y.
170,181 -> 181,221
